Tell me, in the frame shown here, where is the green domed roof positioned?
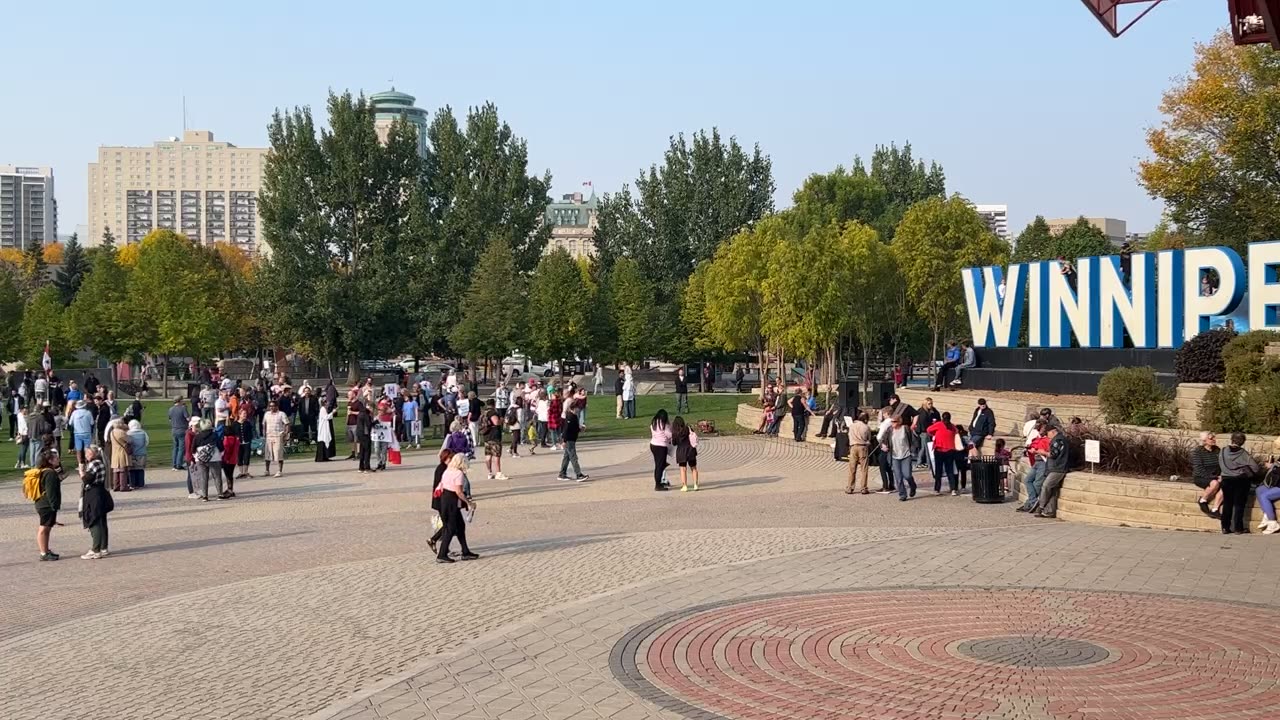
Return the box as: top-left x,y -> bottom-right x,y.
370,87 -> 417,106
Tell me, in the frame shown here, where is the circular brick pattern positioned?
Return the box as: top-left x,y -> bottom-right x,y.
611,588 -> 1280,720
957,636 -> 1109,668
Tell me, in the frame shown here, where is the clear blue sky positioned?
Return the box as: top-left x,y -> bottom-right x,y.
0,0 -> 1227,237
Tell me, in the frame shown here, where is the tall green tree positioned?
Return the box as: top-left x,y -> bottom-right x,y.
65,246 -> 142,386
403,103 -> 552,357
594,129 -> 774,300
258,91 -> 422,379
0,270 -> 23,363
862,141 -> 946,241
703,215 -> 789,389
54,233 -> 90,306
1011,216 -> 1054,263
608,257 -> 657,362
670,263 -> 717,363
451,238 -> 523,367
128,230 -> 235,392
893,196 -> 1010,363
19,286 -> 73,369
842,224 -> 900,405
526,248 -> 594,367
1051,216 -> 1115,261
1139,31 -> 1280,254
789,166 -> 888,236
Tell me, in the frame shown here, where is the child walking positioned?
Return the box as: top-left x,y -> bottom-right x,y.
672,416 -> 700,492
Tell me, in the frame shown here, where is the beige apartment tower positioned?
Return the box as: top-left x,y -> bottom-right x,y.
87,130 -> 267,252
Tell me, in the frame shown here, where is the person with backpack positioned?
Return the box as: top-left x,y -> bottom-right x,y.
29,452 -> 64,561
78,446 -> 114,559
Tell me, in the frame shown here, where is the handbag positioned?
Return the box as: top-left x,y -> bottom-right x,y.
388,448 -> 402,465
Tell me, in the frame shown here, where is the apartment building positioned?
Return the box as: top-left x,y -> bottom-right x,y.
87,130 -> 267,251
0,165 -> 57,250
973,204 -> 1009,241
544,191 -> 598,259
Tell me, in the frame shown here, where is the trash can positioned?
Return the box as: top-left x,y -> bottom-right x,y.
970,456 -> 1004,504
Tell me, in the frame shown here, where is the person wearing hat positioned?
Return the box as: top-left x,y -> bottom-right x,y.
69,399 -> 96,471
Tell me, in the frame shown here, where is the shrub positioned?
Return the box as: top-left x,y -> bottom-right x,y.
1173,327 -> 1234,383
1199,383 -> 1250,433
1097,366 -> 1173,426
1243,375 -> 1280,435
1222,330 -> 1280,386
1062,423 -> 1194,479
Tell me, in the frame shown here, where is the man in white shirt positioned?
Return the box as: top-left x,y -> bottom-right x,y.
622,374 -> 636,419
214,390 -> 231,426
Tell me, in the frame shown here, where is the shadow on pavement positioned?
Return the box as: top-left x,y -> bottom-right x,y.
107,530 -> 315,557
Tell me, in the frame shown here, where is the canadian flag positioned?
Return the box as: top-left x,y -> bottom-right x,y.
41,340 -> 51,374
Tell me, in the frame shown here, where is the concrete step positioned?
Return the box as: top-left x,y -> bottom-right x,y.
1054,498 -> 1260,532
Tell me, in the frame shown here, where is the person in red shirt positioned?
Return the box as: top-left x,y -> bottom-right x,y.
1018,423 -> 1051,512
926,412 -> 961,495
548,390 -> 563,450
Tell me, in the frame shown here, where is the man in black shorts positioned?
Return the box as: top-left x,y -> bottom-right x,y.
482,399 -> 508,481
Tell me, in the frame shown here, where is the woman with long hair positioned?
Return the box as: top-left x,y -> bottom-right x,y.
649,409 -> 672,492
672,416 -> 700,492
427,448 -> 454,555
234,407 -> 255,479
435,453 -> 478,563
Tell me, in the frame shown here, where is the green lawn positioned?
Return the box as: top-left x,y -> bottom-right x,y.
571,393 -> 749,441
0,393 -> 750,480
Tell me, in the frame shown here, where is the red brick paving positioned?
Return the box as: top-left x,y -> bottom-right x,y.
636,589 -> 1280,719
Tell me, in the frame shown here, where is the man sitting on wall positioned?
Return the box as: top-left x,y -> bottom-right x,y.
1191,431 -> 1222,519
933,341 -> 961,390
951,341 -> 977,386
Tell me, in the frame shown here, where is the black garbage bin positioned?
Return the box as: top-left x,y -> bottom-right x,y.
970,456 -> 1004,503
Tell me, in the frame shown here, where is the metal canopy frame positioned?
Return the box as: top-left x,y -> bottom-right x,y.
1078,0 -> 1169,38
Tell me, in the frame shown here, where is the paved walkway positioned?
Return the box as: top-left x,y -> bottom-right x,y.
0,435 -> 1275,720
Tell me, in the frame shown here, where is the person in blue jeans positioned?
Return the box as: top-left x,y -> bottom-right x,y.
1017,422 -> 1050,511
167,397 -> 191,470
68,399 -> 96,470
1255,463 -> 1280,534
884,415 -> 917,501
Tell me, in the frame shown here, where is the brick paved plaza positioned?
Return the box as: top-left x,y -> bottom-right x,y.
2,436 -> 1279,720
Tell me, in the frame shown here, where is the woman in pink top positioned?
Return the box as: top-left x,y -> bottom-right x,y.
649,409 -> 672,491
435,454 -> 478,563
672,416 -> 700,492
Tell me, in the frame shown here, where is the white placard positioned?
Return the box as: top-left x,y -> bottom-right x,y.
1084,439 -> 1101,464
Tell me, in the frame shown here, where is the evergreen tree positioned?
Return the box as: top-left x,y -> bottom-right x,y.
608,257 -> 657,363
526,248 -> 593,366
54,233 -> 90,306
0,269 -> 23,363
451,238 -> 523,365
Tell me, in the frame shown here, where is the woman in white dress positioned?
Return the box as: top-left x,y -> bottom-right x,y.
315,404 -> 336,462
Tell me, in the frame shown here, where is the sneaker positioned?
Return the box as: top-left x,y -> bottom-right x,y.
575,475 -> 589,483
81,551 -> 100,560
97,550 -> 110,558
200,496 -> 209,502
435,557 -> 455,564
680,486 -> 689,492
427,538 -> 438,554
909,488 -> 917,498
877,489 -> 893,494
187,493 -> 199,500
692,484 -> 698,491
460,552 -> 480,561
39,552 -> 58,561
1199,500 -> 1213,517
951,490 -> 959,496
487,473 -> 495,480
273,473 -> 282,478
495,473 -> 508,480
1261,518 -> 1271,530
556,475 -> 571,481
1265,521 -> 1280,535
